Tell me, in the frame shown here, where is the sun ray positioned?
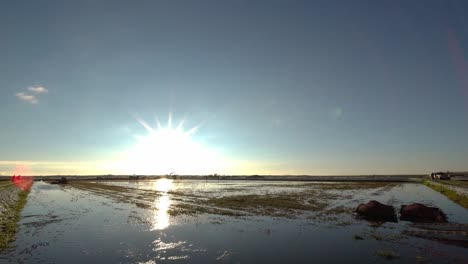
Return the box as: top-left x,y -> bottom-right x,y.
136,117 -> 155,133
185,126 -> 198,136
155,115 -> 162,129
176,119 -> 185,131
167,112 -> 172,129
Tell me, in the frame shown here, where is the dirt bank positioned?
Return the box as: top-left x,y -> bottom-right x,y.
0,186 -> 29,250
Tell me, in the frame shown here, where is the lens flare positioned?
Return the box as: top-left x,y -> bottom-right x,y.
11,165 -> 33,191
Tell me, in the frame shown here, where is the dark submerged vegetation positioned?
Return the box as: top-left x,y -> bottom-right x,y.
375,250 -> 400,260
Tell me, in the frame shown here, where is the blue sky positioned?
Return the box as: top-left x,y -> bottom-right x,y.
1,0 -> 468,175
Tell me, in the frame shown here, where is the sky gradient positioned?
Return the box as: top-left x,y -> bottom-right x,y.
1,0 -> 468,175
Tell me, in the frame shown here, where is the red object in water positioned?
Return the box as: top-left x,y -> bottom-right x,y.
400,203 -> 447,223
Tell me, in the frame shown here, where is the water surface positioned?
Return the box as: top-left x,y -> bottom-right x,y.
1,180 -> 467,263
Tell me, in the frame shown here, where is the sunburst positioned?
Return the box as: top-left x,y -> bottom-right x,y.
120,113 -> 224,175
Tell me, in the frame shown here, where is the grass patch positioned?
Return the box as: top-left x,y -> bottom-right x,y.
71,181 -> 246,217
0,182 -> 12,189
0,188 -> 30,251
368,230 -> 406,243
239,182 -> 395,191
167,203 -> 245,217
416,256 -> 426,263
369,231 -> 383,241
71,181 -> 139,193
423,181 -> 468,208
436,180 -> 468,188
309,182 -> 396,190
206,191 -> 329,217
376,250 -> 400,260
70,181 -> 161,205
135,202 -> 151,209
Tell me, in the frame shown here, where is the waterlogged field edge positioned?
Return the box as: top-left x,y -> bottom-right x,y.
0,187 -> 30,250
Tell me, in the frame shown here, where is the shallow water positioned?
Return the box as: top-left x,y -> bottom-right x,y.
1,180 -> 467,263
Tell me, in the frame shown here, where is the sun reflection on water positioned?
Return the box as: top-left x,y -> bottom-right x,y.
153,178 -> 173,193
151,178 -> 173,230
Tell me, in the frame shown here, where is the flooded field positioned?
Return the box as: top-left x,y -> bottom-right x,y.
1,179 -> 467,263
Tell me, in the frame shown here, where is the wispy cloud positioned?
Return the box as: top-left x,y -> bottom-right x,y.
28,85 -> 48,94
15,85 -> 48,104
15,92 -> 38,104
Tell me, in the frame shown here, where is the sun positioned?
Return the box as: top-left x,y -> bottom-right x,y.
121,113 -> 225,175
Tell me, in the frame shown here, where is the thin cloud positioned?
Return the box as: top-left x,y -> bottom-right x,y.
28,85 -> 48,94
15,92 -> 38,104
15,85 -> 48,104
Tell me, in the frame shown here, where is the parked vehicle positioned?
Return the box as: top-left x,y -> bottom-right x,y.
430,172 -> 451,180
